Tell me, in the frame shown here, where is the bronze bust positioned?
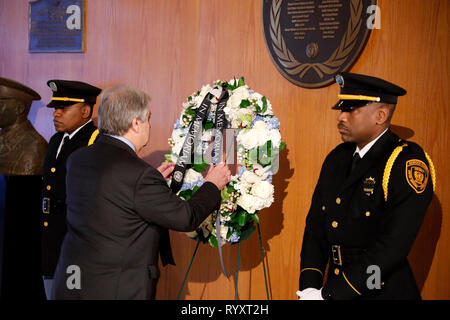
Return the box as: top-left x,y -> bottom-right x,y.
0,77 -> 48,175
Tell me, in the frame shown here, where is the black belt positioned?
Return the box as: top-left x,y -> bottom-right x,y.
42,197 -> 66,214
331,245 -> 365,266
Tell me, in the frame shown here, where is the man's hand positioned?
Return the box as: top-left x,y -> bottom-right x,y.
204,163 -> 231,190
157,162 -> 176,179
296,288 -> 324,300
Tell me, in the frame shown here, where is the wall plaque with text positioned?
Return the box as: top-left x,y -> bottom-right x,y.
29,0 -> 85,53
262,0 -> 377,88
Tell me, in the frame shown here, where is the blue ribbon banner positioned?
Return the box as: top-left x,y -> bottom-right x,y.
29,0 -> 85,53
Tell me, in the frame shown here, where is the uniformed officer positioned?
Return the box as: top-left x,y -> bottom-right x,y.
298,73 -> 435,300
41,80 -> 101,299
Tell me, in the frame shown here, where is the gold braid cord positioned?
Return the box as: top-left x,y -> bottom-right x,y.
382,143 -> 408,202
424,152 -> 437,191
88,129 -> 99,146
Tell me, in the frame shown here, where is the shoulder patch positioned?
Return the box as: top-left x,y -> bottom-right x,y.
405,159 -> 429,193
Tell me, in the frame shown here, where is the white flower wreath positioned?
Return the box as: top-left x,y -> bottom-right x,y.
165,77 -> 285,247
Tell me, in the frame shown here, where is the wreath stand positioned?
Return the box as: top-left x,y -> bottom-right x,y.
176,223 -> 270,300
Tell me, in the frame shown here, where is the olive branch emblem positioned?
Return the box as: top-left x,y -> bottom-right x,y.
269,0 -> 363,79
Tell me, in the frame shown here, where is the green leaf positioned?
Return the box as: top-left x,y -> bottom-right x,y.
178,189 -> 193,200
279,141 -> 286,151
239,99 -> 251,108
238,210 -> 248,227
221,188 -> 230,200
192,161 -> 210,173
208,235 -> 218,248
238,77 -> 245,87
205,120 -> 214,130
250,213 -> 260,224
261,96 -> 268,113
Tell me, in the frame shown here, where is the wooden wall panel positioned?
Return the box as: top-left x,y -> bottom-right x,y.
0,0 -> 448,299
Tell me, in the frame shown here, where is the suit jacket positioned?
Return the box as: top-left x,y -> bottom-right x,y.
41,120 -> 97,277
299,130 -> 434,299
51,134 -> 221,300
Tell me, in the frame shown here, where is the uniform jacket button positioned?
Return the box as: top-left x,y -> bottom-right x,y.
365,211 -> 371,217
332,221 -> 339,228
46,185 -> 51,191
336,197 -> 341,205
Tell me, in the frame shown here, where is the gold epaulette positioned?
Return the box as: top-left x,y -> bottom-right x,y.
382,143 -> 408,201
88,129 -> 100,146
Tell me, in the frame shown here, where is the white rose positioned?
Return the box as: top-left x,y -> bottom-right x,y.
171,129 -> 186,145
237,129 -> 259,150
241,170 -> 261,184
184,168 -> 203,184
237,193 -> 258,214
253,120 -> 267,131
228,86 -> 249,108
251,180 -> 274,201
268,129 -> 281,148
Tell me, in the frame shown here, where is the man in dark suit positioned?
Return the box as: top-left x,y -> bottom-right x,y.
298,73 -> 435,300
52,84 -> 231,299
41,80 -> 101,299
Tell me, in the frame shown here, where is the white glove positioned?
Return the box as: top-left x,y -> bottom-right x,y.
296,288 -> 324,300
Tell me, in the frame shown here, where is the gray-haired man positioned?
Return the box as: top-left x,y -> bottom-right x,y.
51,85 -> 230,299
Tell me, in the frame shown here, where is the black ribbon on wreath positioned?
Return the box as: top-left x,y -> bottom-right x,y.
211,87 -> 230,279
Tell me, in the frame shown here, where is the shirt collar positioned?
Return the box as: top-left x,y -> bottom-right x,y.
355,128 -> 389,159
64,119 -> 92,140
104,134 -> 136,153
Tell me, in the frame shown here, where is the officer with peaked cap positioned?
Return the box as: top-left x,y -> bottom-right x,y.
298,73 -> 435,300
41,80 -> 101,299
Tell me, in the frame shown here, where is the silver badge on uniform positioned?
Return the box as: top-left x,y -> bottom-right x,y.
363,177 -> 376,196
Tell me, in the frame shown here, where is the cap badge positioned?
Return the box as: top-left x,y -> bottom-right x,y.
49,82 -> 57,92
335,75 -> 344,88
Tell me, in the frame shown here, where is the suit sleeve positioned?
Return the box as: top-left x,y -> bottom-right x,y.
324,150 -> 434,299
299,159 -> 330,290
134,167 -> 221,232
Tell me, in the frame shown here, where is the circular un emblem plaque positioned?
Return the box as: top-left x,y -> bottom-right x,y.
262,0 -> 377,88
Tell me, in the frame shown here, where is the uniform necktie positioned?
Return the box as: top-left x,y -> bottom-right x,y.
350,152 -> 361,173
57,136 -> 70,159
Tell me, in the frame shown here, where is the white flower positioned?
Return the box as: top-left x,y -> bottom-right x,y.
252,164 -> 271,180
202,129 -> 213,141
184,168 -> 203,184
241,170 -> 262,184
237,193 -> 258,214
172,141 -> 183,156
236,121 -> 270,150
268,129 -> 281,148
229,86 -> 249,106
251,180 -> 274,201
219,225 -> 229,241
